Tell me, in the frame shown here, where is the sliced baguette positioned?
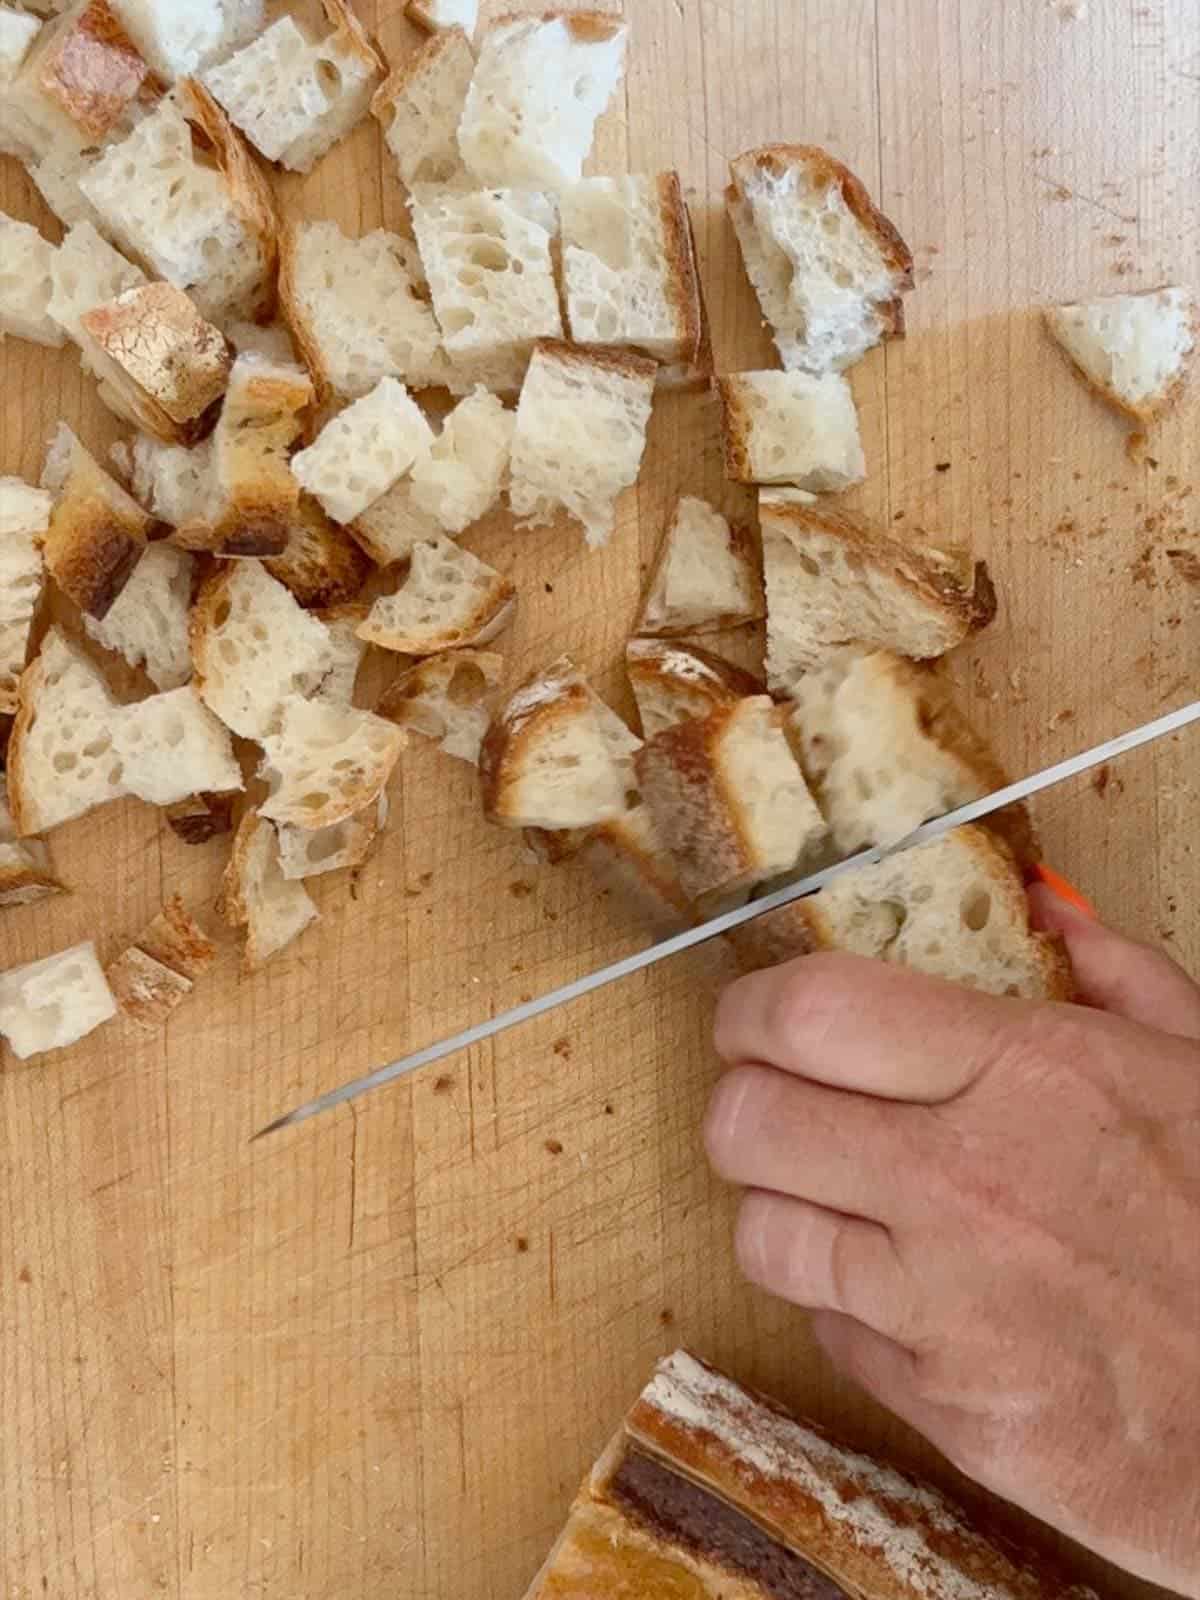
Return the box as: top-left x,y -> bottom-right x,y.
375,647 -> 503,764
480,655 -> 638,829
0,940 -> 116,1059
207,352 -> 312,554
561,172 -> 705,372
409,385 -> 513,535
577,803 -> 694,935
41,423 -> 154,618
358,537 -> 515,654
761,491 -> 996,693
0,212 -> 64,347
727,143 -> 914,374
0,476 -> 51,714
190,560 -> 340,740
637,495 -> 763,637
258,699 -> 406,831
280,220 -> 446,403
292,377 -> 434,525
263,496 -> 371,608
276,791 -> 386,880
83,541 -> 193,689
716,370 -> 865,491
78,283 -> 232,445
47,221 -> 147,348
219,809 -> 317,970
635,695 -> 828,907
458,10 -> 627,189
625,638 -> 765,740
1044,286 -> 1196,427
202,0 -> 381,174
0,792 -> 63,908
371,25 -> 473,189
509,340 -> 656,548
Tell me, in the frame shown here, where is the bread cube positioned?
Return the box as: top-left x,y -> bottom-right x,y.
0,213 -> 63,347
372,26 -> 472,189
637,495 -> 763,637
259,700 -> 406,832
625,639 -> 764,741
47,221 -> 146,348
358,537 -> 515,654
409,386 -> 513,534
0,941 -> 116,1059
716,370 -> 865,491
292,378 -> 433,525
83,542 -> 193,690
110,0 -> 224,78
0,477 -> 51,714
41,423 -> 153,618
376,648 -> 503,765
1045,287 -> 1196,426
220,810 -> 318,971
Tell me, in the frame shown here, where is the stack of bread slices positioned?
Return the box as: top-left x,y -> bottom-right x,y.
1,2 -> 1194,1056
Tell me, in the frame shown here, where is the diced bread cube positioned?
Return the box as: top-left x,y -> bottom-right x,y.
47,221 -> 146,348
107,946 -> 194,1031
625,638 -> 764,741
637,495 -> 763,637
111,0 -> 224,78
510,341 -> 656,548
220,810 -> 318,970
259,699 -> 406,832
279,219 -> 445,401
458,11 -> 627,189
292,378 -> 434,525
112,684 -> 241,803
727,144 -> 914,375
350,476 -> 441,566
760,491 -> 996,693
0,941 -> 116,1059
276,792 -> 386,881
263,497 -> 370,609
0,477 -> 51,714
84,541 -> 193,689
410,186 -> 564,392
371,25 -> 472,189
1045,286 -> 1196,427
715,370 -> 865,491
578,803 -> 694,934
358,536 -> 515,654
41,423 -> 153,618
376,648 -> 503,765
0,213 -> 63,347
207,353 -> 312,554
636,695 -> 828,907
122,433 -> 214,531
7,1 -> 150,154
137,894 -> 218,979
310,604 -> 367,708
409,386 -> 513,534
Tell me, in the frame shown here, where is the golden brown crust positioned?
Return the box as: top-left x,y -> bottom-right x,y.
371,25 -> 466,121
730,143 -> 915,288
263,497 -> 371,608
1041,295 -> 1199,428
277,221 -> 333,407
106,945 -> 192,1031
492,9 -> 625,43
210,357 -> 312,555
532,337 -> 659,387
0,854 -> 65,909
653,171 -> 704,373
138,893 -> 218,980
32,0 -> 153,144
712,376 -> 755,482
42,443 -> 154,619
657,192 -> 714,389
358,574 -> 516,655
322,0 -> 384,76
178,78 -> 280,324
479,658 -> 592,822
626,638 -> 764,735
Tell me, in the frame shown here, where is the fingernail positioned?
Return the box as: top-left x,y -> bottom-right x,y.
1026,863 -> 1097,919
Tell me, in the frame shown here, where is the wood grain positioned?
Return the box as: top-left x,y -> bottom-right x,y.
2,1 -> 1197,1595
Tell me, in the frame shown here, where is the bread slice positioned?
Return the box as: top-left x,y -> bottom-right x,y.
510,340 -> 657,548
0,476 -> 51,714
637,495 -> 763,637
47,221 -> 147,349
0,940 -> 116,1059
358,537 -> 516,654
1045,286 -> 1196,427
409,187 -> 564,390
727,144 -> 914,374
716,370 -> 865,490
371,26 -> 473,189
790,651 -> 1036,862
80,82 -> 279,325
111,684 -> 242,803
41,423 -> 153,618
6,0 -> 151,153
407,0 -> 477,33
276,791 -> 386,880
636,695 -> 828,906
263,496 -> 371,608
561,173 -> 706,372
122,434 -> 214,533
0,213 -> 64,347
0,792 -> 64,908
409,386 -> 514,534
190,560 -> 340,739
311,603 -> 367,707
202,0 -> 382,173
376,647 -> 503,764
137,893 -> 217,979
219,809 -> 317,970
6,628 -> 124,834
458,11 -> 627,189
279,219 -> 446,402
258,699 -> 405,831
735,828 -> 1072,1001
78,283 -> 232,445
761,491 -> 996,692
578,803 -> 694,935
110,0 -> 223,78
480,655 -> 639,829
83,541 -> 193,689
207,353 -> 312,555
625,638 -> 764,740
106,945 -> 194,1031
292,378 -> 434,525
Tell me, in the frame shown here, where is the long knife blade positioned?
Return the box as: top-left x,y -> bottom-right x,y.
253,699 -> 1200,1140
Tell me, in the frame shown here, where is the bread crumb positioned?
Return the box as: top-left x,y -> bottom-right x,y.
552,1036 -> 571,1058
1130,547 -> 1157,588
545,1138 -> 564,1156
515,1236 -> 529,1253
1166,549 -> 1200,584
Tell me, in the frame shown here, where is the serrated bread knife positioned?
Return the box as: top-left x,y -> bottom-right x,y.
253,700 -> 1200,1140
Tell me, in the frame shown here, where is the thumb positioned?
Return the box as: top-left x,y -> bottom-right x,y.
1028,881 -> 1200,1040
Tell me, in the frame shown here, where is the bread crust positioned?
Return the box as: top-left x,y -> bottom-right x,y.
31,0 -> 155,145
42,443 -> 155,619
479,656 -> 590,822
712,374 -> 757,482
0,854 -> 64,908
138,893 -> 218,979
532,337 -> 659,388
636,496 -> 763,637
263,497 -> 371,607
210,357 -> 312,555
492,9 -> 625,43
358,574 -> 516,655
106,945 -> 192,1030
371,24 -> 466,121
656,192 -> 713,389
653,171 -> 704,373
321,0 -> 384,77
626,638 -> 764,736
178,77 -> 280,324
1042,291 -> 1199,427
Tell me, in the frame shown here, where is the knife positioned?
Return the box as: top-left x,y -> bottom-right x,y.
253,699 -> 1200,1140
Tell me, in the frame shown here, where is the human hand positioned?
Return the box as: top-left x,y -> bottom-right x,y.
705,886 -> 1200,1594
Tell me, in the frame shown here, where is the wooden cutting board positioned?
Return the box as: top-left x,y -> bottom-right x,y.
1,2 -> 1196,1595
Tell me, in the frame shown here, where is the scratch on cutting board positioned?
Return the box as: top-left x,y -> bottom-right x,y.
347,1108 -> 358,1254
455,1401 -> 468,1496
547,1229 -> 557,1305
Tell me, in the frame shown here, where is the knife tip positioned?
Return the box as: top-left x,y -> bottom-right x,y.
250,1110 -> 298,1142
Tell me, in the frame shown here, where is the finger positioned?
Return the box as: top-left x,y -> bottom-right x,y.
809,1310 -> 946,1443
736,1190 -> 917,1345
713,952 -> 1022,1103
705,1064 -> 925,1222
1028,884 -> 1200,1040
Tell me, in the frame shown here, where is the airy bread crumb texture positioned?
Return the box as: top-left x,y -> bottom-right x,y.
84,541 -> 194,690
0,476 -> 51,714
376,648 -> 504,765
372,25 -> 473,189
0,941 -> 117,1060
637,495 -> 763,636
358,536 -> 516,654
292,377 -> 434,525
1045,285 -> 1196,425
259,699 -> 406,832
220,809 -> 318,970
716,370 -> 865,491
